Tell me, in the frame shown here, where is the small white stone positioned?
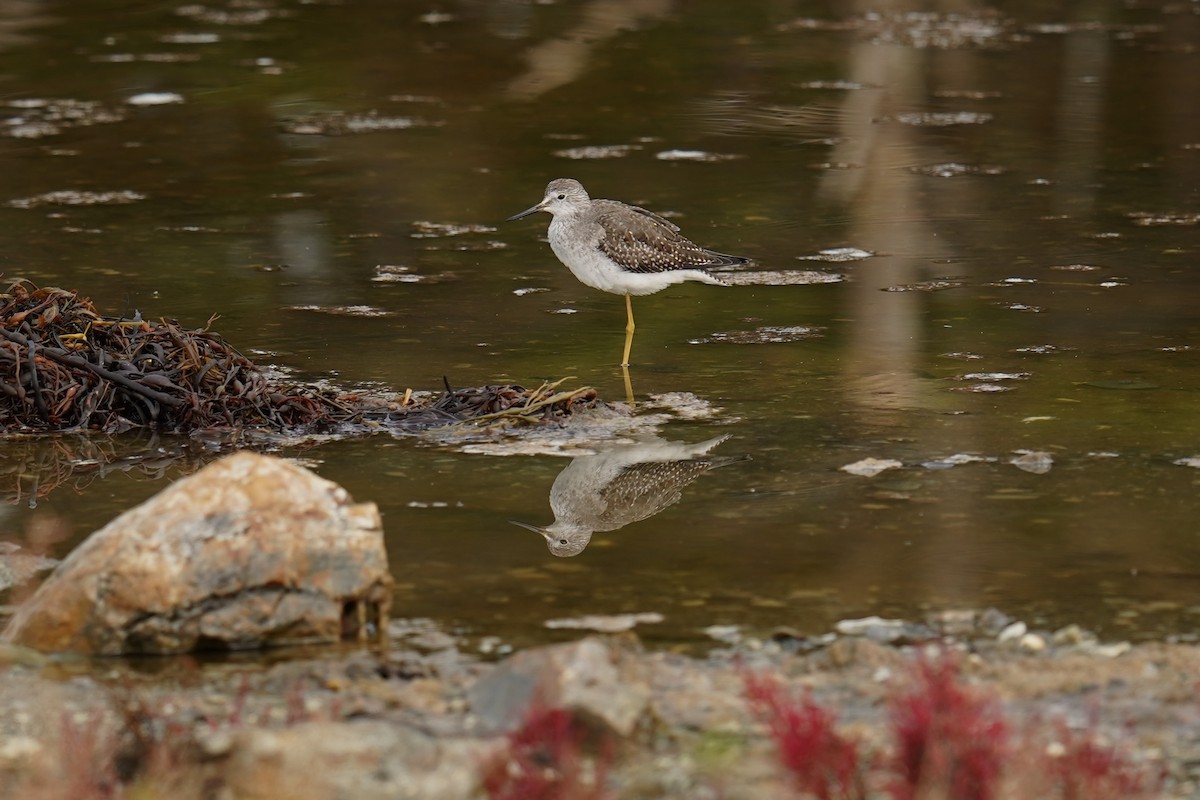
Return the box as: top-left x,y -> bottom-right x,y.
998,621 -> 1027,642
1019,633 -> 1047,652
1092,642 -> 1132,658
0,735 -> 41,761
127,92 -> 184,106
839,457 -> 903,477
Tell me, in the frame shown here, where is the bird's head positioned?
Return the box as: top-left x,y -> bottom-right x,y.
506,178 -> 590,220
509,519 -> 592,557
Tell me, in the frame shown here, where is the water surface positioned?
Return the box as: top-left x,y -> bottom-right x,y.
1,0 -> 1198,651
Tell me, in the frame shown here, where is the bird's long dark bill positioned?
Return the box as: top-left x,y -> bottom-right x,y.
509,519 -> 552,540
506,203 -> 544,221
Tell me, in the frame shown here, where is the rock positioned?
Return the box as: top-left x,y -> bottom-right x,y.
927,609 -> 980,637
1010,450 -> 1053,474
467,636 -> 650,737
1052,624 -> 1098,647
704,624 -> 743,644
819,636 -> 907,671
1019,633 -> 1047,653
2,453 -> 391,655
544,612 -> 664,633
223,719 -> 497,800
998,621 -> 1028,643
839,457 -> 903,477
1090,641 -> 1132,658
976,608 -> 1014,636
835,615 -> 935,644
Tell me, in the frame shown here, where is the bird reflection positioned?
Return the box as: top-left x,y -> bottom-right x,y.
511,434 -> 748,557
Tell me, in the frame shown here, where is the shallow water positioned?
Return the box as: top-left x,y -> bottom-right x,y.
1,1 -> 1199,651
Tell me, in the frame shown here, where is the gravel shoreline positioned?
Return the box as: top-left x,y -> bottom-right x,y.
2,614 -> 1197,799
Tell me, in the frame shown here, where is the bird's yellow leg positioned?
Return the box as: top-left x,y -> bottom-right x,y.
621,293 -> 635,367
622,364 -> 635,406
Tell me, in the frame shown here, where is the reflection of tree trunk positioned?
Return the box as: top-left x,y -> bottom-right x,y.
1161,12 -> 1200,202
0,1 -> 50,51
1052,27 -> 1108,218
821,37 -> 941,420
821,1 -> 998,609
506,0 -> 673,100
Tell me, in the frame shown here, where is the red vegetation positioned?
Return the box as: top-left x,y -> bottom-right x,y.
482,705 -> 613,800
55,709 -> 121,800
1038,719 -> 1165,799
743,670 -> 863,799
745,653 -> 1168,800
886,656 -> 1008,800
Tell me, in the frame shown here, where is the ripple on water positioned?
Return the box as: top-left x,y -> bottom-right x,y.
1013,344 -> 1075,355
2,98 -> 126,138
158,32 -> 221,44
8,190 -> 145,208
175,5 -> 284,24
282,111 -> 442,135
951,383 -> 1014,393
778,12 -> 1015,50
690,325 -> 826,345
371,265 -> 457,284
797,247 -> 875,262
958,372 -> 1031,382
285,305 -> 395,318
884,279 -> 965,292
887,111 -> 994,126
1127,212 -> 1200,227
654,149 -> 744,162
1049,264 -> 1102,271
909,162 -> 1007,177
553,144 -> 641,160
410,221 -> 497,238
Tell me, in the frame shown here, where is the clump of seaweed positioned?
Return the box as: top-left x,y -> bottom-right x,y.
0,282 -> 600,437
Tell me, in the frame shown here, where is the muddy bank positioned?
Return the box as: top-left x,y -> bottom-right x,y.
1,620 -> 1196,799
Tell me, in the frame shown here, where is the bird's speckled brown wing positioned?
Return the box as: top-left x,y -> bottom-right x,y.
594,457 -> 746,526
592,200 -> 748,274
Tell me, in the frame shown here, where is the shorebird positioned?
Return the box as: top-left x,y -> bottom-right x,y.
510,435 -> 749,557
507,178 -> 748,367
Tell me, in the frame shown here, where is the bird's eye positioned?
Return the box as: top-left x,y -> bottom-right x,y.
556,194 -> 566,200
559,538 -> 568,545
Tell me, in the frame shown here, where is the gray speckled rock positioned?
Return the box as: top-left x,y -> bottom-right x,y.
2,452 -> 391,655
468,636 -> 651,736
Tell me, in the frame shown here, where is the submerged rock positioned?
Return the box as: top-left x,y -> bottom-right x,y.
0,543 -> 58,592
2,453 -> 390,655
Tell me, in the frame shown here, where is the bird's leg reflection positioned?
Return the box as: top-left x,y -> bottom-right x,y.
510,434 -> 748,557
621,363 -> 635,406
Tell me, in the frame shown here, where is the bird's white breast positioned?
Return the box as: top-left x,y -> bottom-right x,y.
546,214 -> 720,296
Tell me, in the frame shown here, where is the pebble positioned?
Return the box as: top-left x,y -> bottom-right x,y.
1019,633 -> 1047,653
703,625 -> 742,644
1091,642 -> 1132,658
1052,624 -> 1097,647
840,457 -> 903,477
998,621 -> 1028,642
